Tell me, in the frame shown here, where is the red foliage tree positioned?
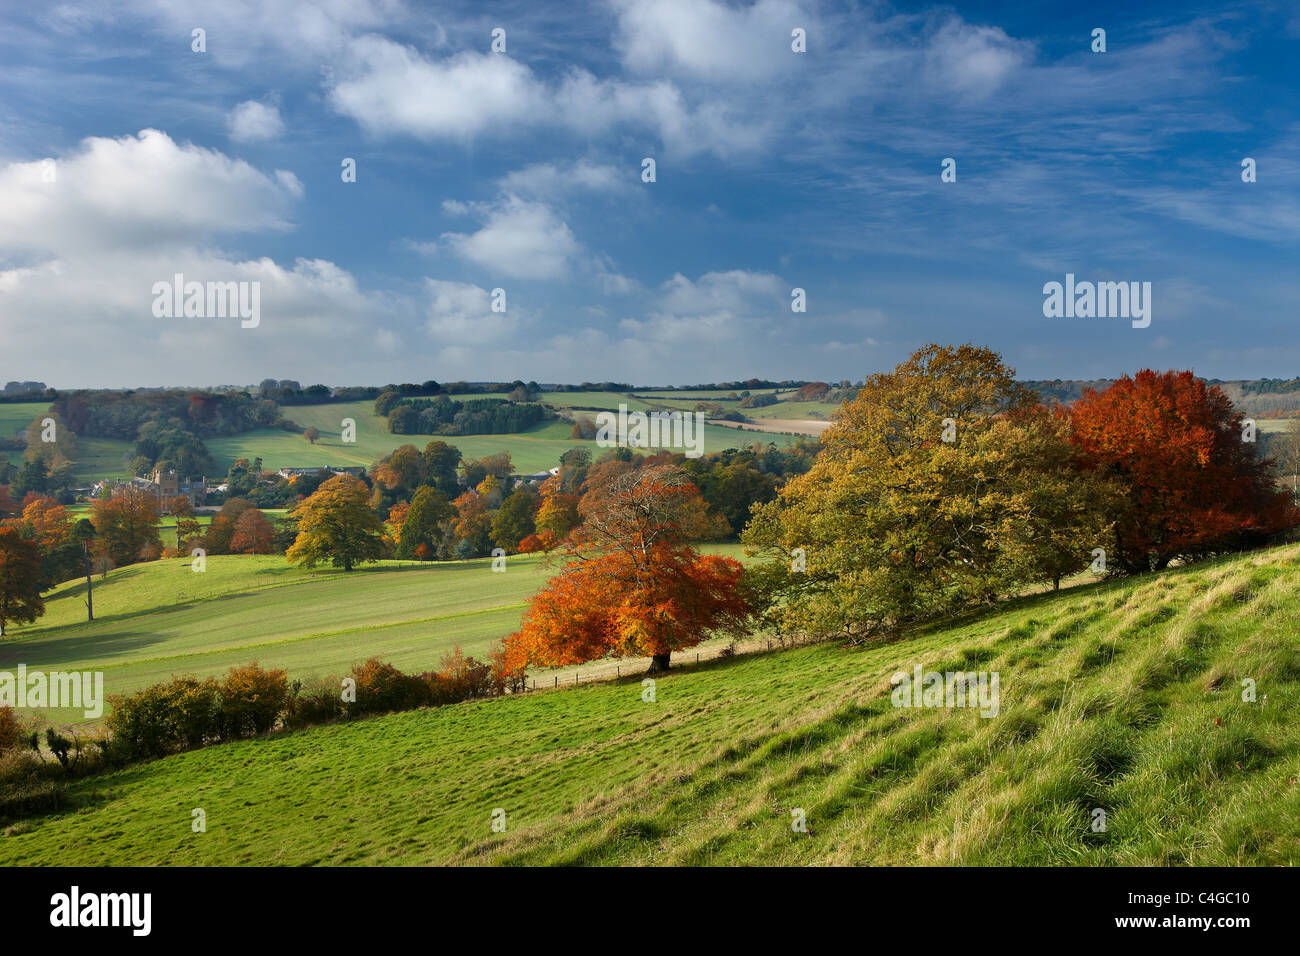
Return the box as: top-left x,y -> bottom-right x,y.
1068,370 -> 1298,572
506,465 -> 751,673
230,507 -> 275,555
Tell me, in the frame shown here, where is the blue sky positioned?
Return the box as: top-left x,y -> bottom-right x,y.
0,0 -> 1296,388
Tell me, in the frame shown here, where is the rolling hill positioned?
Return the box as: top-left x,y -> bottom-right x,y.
2,544 -> 1296,865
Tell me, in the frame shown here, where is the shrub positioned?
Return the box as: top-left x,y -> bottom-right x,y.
349,658 -> 431,715
107,682 -> 189,759
106,675 -> 221,758
286,675 -> 347,729
488,642 -> 527,695
164,676 -> 222,748
216,663 -> 290,739
429,647 -> 496,705
0,706 -> 25,753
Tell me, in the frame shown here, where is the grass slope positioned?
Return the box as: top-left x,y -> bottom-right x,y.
3,545 -> 1298,865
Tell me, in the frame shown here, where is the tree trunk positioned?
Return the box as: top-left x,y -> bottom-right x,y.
647,653 -> 671,673
85,546 -> 94,622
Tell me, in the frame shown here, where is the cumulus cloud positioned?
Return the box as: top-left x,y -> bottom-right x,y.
326,35 -> 767,157
0,129 -> 300,255
228,100 -> 285,141
611,0 -> 810,82
424,279 -> 517,341
620,269 -> 786,345
329,38 -> 545,140
439,196 -> 580,280
0,130 -> 402,385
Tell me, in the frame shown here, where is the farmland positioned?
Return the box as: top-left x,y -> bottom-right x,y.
208,398 -> 797,476
2,543 -> 1296,866
0,545 -> 751,726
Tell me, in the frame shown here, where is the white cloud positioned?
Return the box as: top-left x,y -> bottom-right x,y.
440,196 -> 580,279
497,160 -> 626,197
611,0 -> 810,82
326,35 -> 767,157
228,100 -> 285,142
923,18 -> 1032,98
0,130 -> 400,386
0,129 -> 299,255
619,269 -> 786,345
425,279 -> 516,340
329,38 -> 545,140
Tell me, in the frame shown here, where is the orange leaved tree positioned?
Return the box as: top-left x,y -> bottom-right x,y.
506,465 -> 750,673
1069,369 -> 1298,572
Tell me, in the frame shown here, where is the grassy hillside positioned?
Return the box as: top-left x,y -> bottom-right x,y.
0,546 -> 749,725
3,545 -> 1297,865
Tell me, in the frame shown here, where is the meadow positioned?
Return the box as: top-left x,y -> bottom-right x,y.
1,545 -> 751,726
207,399 -> 795,476
2,543 -> 1296,865
0,403 -> 50,470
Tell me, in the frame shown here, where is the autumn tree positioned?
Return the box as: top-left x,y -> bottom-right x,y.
451,491 -> 493,558
0,527 -> 44,636
491,490 -> 537,552
286,475 -> 385,570
745,343 -> 1109,642
373,444 -> 427,497
164,495 -> 193,518
231,508 -> 276,554
534,491 -> 580,542
507,465 -> 751,673
422,441 -> 462,495
1068,370 -> 1298,572
204,497 -> 254,554
9,495 -> 82,589
16,495 -> 72,552
90,487 -> 161,567
303,426 -> 321,445
397,487 -> 454,559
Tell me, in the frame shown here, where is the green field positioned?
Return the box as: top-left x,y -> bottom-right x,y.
2,543 -> 1297,865
1254,418 -> 1293,434
630,390 -> 839,422
207,400 -> 793,476
0,545 -> 750,725
0,402 -> 47,437
0,402 -> 49,470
